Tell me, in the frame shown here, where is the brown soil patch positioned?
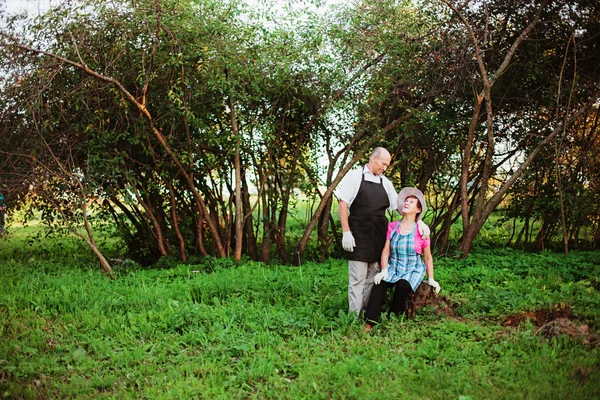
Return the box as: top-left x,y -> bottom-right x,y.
407,287 -> 599,347
503,303 -> 573,327
407,282 -> 458,318
502,304 -> 599,346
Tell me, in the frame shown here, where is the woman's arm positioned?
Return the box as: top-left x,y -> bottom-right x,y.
380,240 -> 391,270
374,240 -> 392,285
423,245 -> 441,292
423,245 -> 434,279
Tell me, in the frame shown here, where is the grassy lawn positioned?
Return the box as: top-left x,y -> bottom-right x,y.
1,225 -> 600,399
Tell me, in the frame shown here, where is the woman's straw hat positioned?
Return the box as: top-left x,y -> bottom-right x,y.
397,187 -> 426,220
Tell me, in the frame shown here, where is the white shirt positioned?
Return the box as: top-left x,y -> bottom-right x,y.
337,165 -> 398,210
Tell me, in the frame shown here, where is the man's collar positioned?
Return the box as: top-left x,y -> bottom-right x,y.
363,164 -> 377,177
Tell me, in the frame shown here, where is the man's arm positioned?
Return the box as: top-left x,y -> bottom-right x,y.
382,178 -> 398,211
339,200 -> 350,232
339,200 -> 356,252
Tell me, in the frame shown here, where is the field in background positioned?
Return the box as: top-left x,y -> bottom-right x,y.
1,227 -> 599,399
2,195 -> 587,269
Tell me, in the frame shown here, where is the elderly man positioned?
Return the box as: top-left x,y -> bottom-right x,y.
337,147 -> 429,315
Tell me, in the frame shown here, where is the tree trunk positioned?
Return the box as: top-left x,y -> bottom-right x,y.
75,200 -> 115,279
505,218 -> 517,247
437,189 -> 460,254
131,183 -> 168,257
166,180 -> 187,263
535,221 -> 548,251
593,225 -> 600,249
260,191 -> 272,264
524,217 -> 531,245
193,210 -> 207,256
276,207 -> 289,264
241,176 -> 257,260
417,145 -> 436,191
109,196 -> 144,233
317,194 -> 333,262
72,229 -> 115,279
229,94 -> 244,263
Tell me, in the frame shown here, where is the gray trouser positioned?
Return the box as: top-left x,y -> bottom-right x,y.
348,260 -> 381,315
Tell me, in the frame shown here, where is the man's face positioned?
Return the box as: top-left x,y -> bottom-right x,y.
369,154 -> 391,176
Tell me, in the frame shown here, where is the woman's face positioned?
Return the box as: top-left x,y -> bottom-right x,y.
402,196 -> 422,215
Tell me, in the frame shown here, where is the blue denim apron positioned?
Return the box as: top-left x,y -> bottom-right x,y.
385,222 -> 425,291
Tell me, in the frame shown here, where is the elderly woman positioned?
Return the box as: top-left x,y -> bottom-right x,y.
363,187 -> 441,332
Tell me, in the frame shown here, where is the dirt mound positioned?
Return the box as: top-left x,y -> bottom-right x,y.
503,304 -> 599,346
407,282 -> 458,318
536,318 -> 586,338
503,303 -> 573,327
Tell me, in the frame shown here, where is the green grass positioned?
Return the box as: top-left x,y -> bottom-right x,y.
0,221 -> 120,264
1,228 -> 600,399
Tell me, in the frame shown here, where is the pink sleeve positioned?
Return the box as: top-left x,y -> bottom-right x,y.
414,227 -> 431,255
386,221 -> 400,240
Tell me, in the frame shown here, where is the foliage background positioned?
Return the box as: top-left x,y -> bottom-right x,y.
1,0 -> 599,268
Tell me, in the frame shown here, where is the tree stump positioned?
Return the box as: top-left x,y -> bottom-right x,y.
406,282 -> 456,318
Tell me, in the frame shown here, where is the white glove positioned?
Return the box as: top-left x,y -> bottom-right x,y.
417,220 -> 430,239
374,269 -> 388,285
342,231 -> 355,252
428,277 -> 441,293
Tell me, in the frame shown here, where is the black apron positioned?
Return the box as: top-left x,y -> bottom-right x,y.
348,173 -> 390,262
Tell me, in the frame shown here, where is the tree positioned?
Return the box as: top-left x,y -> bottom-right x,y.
440,0 -> 600,256
2,0 -> 599,267
0,65 -> 116,277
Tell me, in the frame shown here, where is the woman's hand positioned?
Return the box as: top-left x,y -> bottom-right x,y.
427,277 -> 441,293
374,269 -> 388,285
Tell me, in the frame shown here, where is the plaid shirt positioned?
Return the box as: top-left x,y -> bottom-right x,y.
384,223 -> 426,291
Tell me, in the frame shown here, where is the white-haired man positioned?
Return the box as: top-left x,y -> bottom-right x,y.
337,147 -> 430,315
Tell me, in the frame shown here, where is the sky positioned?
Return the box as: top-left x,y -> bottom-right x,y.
2,0 -> 345,16
2,0 -> 53,15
